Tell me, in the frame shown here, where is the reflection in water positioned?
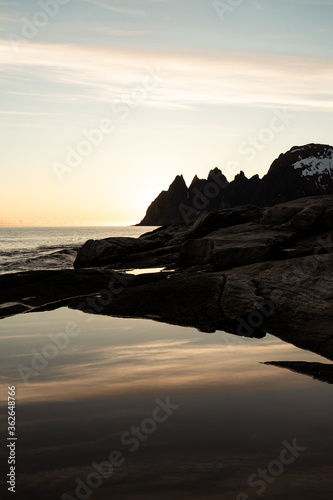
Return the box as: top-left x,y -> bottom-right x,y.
0,308 -> 333,499
264,361 -> 333,384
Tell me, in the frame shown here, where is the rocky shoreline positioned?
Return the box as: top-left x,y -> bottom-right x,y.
1,195 -> 333,369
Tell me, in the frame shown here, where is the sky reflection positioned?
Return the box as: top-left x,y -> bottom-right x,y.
0,308 -> 333,499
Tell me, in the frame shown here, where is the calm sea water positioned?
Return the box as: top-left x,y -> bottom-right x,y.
0,226 -> 152,274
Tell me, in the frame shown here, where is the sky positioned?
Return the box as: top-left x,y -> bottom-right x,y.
0,0 -> 333,226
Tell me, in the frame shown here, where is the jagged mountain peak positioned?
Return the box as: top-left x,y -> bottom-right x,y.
208,167 -> 223,175
234,170 -> 247,180
189,175 -> 203,189
137,143 -> 333,226
169,174 -> 187,188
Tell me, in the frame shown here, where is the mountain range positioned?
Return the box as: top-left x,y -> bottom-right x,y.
138,143 -> 333,225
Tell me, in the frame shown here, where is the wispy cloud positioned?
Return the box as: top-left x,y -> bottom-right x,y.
0,110 -> 77,118
253,1 -> 264,10
0,12 -> 19,23
1,40 -> 333,112
80,0 -> 147,17
88,26 -> 151,36
287,0 -> 333,4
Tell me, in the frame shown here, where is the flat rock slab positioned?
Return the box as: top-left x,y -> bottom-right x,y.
221,254 -> 333,360
180,223 -> 296,268
0,269 -> 133,318
74,237 -> 159,268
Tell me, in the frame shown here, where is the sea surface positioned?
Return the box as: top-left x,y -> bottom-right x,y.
0,226 -> 150,274
0,227 -> 333,499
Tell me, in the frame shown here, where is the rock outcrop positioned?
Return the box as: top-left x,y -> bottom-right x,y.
251,143 -> 333,206
74,237 -> 159,268
137,143 -> 333,226
138,175 -> 188,226
2,195 -> 333,366
179,222 -> 295,268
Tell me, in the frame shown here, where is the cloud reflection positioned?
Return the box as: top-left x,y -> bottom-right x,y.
1,309 -> 333,499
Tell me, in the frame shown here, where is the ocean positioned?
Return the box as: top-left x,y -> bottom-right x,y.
0,226 -> 151,274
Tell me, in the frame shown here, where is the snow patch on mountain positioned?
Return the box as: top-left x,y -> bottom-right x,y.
293,151 -> 333,183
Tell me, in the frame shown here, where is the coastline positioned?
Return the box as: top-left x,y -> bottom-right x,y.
1,196 -> 333,499
1,194 -> 333,363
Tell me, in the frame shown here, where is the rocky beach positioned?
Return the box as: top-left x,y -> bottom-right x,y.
1,144 -> 333,382
1,193 -> 333,372
2,145 -> 333,499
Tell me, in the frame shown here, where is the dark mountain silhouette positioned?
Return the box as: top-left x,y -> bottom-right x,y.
139,175 -> 188,226
138,143 -> 333,225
